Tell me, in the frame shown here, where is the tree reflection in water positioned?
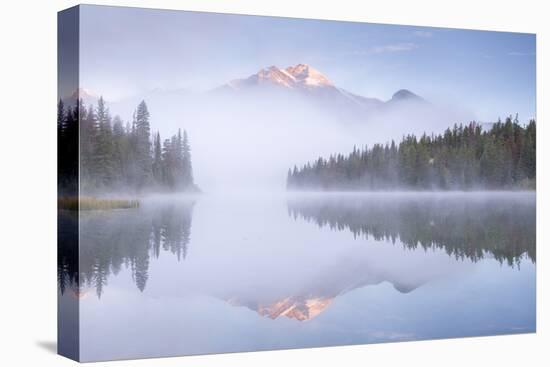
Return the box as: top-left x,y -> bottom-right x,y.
58,200 -> 195,298
287,193 -> 535,266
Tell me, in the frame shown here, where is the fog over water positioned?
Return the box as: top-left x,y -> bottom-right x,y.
56,7 -> 537,361
97,86 -> 472,193
64,63 -> 536,361
65,80 -> 536,360
57,191 -> 535,361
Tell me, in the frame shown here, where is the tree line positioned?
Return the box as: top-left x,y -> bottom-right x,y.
287,116 -> 536,190
58,97 -> 198,194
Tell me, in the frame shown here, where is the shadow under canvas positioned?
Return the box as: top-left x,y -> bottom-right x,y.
36,340 -> 57,354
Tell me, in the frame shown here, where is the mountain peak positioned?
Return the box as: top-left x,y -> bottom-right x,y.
216,66 -> 426,114
225,64 -> 334,91
285,64 -> 333,87
391,89 -> 422,102
69,87 -> 98,101
62,87 -> 99,106
255,65 -> 296,88
228,296 -> 334,321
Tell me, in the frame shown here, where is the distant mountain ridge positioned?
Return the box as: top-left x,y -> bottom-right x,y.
214,64 -> 424,114
67,64 -> 426,119
389,89 -> 425,103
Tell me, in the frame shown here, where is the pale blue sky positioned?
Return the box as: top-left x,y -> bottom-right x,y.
79,5 -> 536,122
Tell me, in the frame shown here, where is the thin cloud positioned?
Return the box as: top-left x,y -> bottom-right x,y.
413,30 -> 433,38
371,43 -> 418,54
508,51 -> 535,56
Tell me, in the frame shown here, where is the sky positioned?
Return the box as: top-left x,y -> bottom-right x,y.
79,4 -> 536,122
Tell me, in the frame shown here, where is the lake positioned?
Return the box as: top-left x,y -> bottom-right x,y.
58,192 -> 536,362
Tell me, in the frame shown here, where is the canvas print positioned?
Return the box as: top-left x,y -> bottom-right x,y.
57,5 -> 536,362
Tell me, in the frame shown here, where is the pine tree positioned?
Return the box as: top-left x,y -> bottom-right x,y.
162,138 -> 174,188
152,132 -> 162,186
93,97 -> 114,187
80,103 -> 96,186
61,102 -> 79,190
111,115 -> 125,184
57,99 -> 65,135
57,99 -> 67,188
181,130 -> 193,188
134,100 -> 153,189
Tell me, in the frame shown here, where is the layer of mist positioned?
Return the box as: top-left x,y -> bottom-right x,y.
88,80 -> 473,193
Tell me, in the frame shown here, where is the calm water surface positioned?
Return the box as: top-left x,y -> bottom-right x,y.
58,192 -> 536,362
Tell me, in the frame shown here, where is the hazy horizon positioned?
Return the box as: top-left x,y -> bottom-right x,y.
58,6 -> 537,362
64,5 -> 538,194
78,5 -> 536,122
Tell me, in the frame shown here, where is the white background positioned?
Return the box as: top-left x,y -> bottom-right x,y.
0,0 -> 547,365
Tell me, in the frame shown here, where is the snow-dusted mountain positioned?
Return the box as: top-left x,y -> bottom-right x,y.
225,276 -> 419,322
69,63 -> 430,123
222,64 -> 335,90
215,64 -> 389,114
390,88 -> 423,102
62,87 -> 100,107
67,65 -> 472,193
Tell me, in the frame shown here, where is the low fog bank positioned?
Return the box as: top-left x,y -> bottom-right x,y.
103,89 -> 475,194
67,189 -> 535,303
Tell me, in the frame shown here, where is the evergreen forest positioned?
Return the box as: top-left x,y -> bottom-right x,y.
287,116 -> 536,191
58,97 -> 198,194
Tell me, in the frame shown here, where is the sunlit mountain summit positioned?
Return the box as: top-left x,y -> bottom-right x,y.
228,296 -> 334,321
216,63 -> 399,112
224,64 -> 334,90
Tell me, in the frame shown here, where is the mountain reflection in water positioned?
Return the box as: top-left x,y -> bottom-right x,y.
59,193 -> 535,324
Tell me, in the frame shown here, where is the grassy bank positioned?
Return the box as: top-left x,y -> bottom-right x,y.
59,197 -> 140,211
